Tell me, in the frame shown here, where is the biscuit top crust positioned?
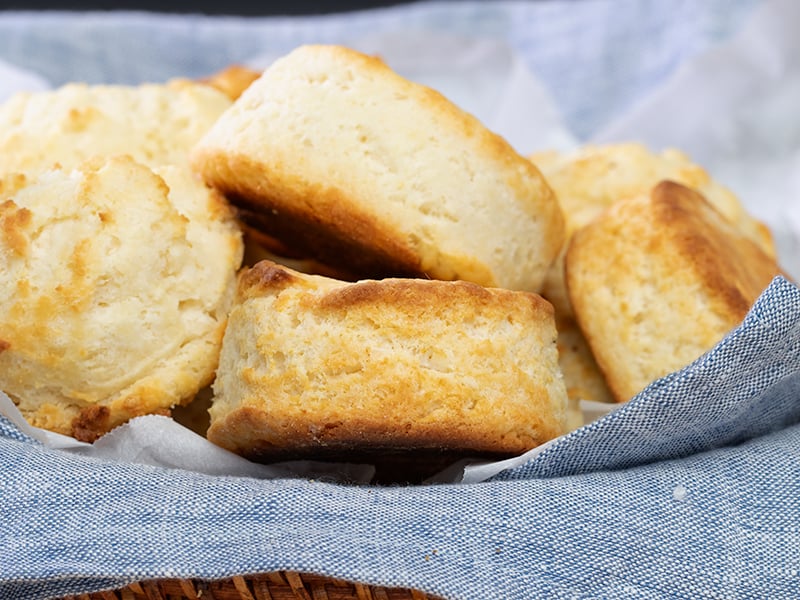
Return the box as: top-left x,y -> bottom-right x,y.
237,259 -> 340,300
0,197 -> 33,257
238,259 -> 555,319
531,142 -> 774,256
276,45 -> 548,191
199,64 -> 262,101
648,180 -> 778,316
0,79 -> 232,173
566,179 -> 778,319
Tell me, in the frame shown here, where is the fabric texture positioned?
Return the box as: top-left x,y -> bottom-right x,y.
3,2 -> 800,599
2,276 -> 799,600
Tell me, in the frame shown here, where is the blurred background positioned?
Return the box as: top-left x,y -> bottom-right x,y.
0,0 -> 418,13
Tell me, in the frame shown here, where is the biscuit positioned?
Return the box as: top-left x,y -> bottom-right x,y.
531,142 -> 775,316
207,260 -> 568,469
531,142 -> 775,408
565,180 -> 780,403
0,78 -> 231,174
554,312 -> 615,407
0,156 -> 244,441
199,64 -> 262,101
191,44 -> 564,292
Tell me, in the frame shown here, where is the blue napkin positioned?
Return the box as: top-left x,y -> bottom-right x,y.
2,275 -> 800,600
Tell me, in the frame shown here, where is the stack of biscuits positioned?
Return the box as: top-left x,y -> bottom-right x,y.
0,78 -> 244,441
0,45 -> 783,481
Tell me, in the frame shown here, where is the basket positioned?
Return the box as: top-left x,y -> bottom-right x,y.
60,572 -> 443,600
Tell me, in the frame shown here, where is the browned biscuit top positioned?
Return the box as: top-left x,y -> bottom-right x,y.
649,181 -> 778,312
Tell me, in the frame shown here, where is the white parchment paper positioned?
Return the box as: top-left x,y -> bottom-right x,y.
594,0 -> 800,282
0,0 -> 796,484
0,59 -> 50,102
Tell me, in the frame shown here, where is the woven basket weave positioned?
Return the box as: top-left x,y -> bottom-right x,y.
61,572 -> 442,600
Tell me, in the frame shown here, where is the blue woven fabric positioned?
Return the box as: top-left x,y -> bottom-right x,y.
2,275 -> 799,600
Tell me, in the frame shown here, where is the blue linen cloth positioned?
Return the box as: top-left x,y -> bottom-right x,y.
2,275 -> 800,600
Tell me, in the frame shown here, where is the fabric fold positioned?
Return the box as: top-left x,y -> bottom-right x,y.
495,275 -> 800,480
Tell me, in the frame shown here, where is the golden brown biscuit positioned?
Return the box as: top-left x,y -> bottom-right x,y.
0,156 -> 244,441
0,78 -> 231,174
531,142 -> 775,316
207,260 -> 568,467
531,142 -> 775,409
191,44 -> 564,292
565,180 -> 780,403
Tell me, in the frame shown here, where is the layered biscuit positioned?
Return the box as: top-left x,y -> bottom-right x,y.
207,261 -> 568,465
565,180 -> 780,403
192,44 -> 564,292
530,142 -> 775,407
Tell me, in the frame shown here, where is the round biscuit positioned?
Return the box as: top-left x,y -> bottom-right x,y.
0,155 -> 244,441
